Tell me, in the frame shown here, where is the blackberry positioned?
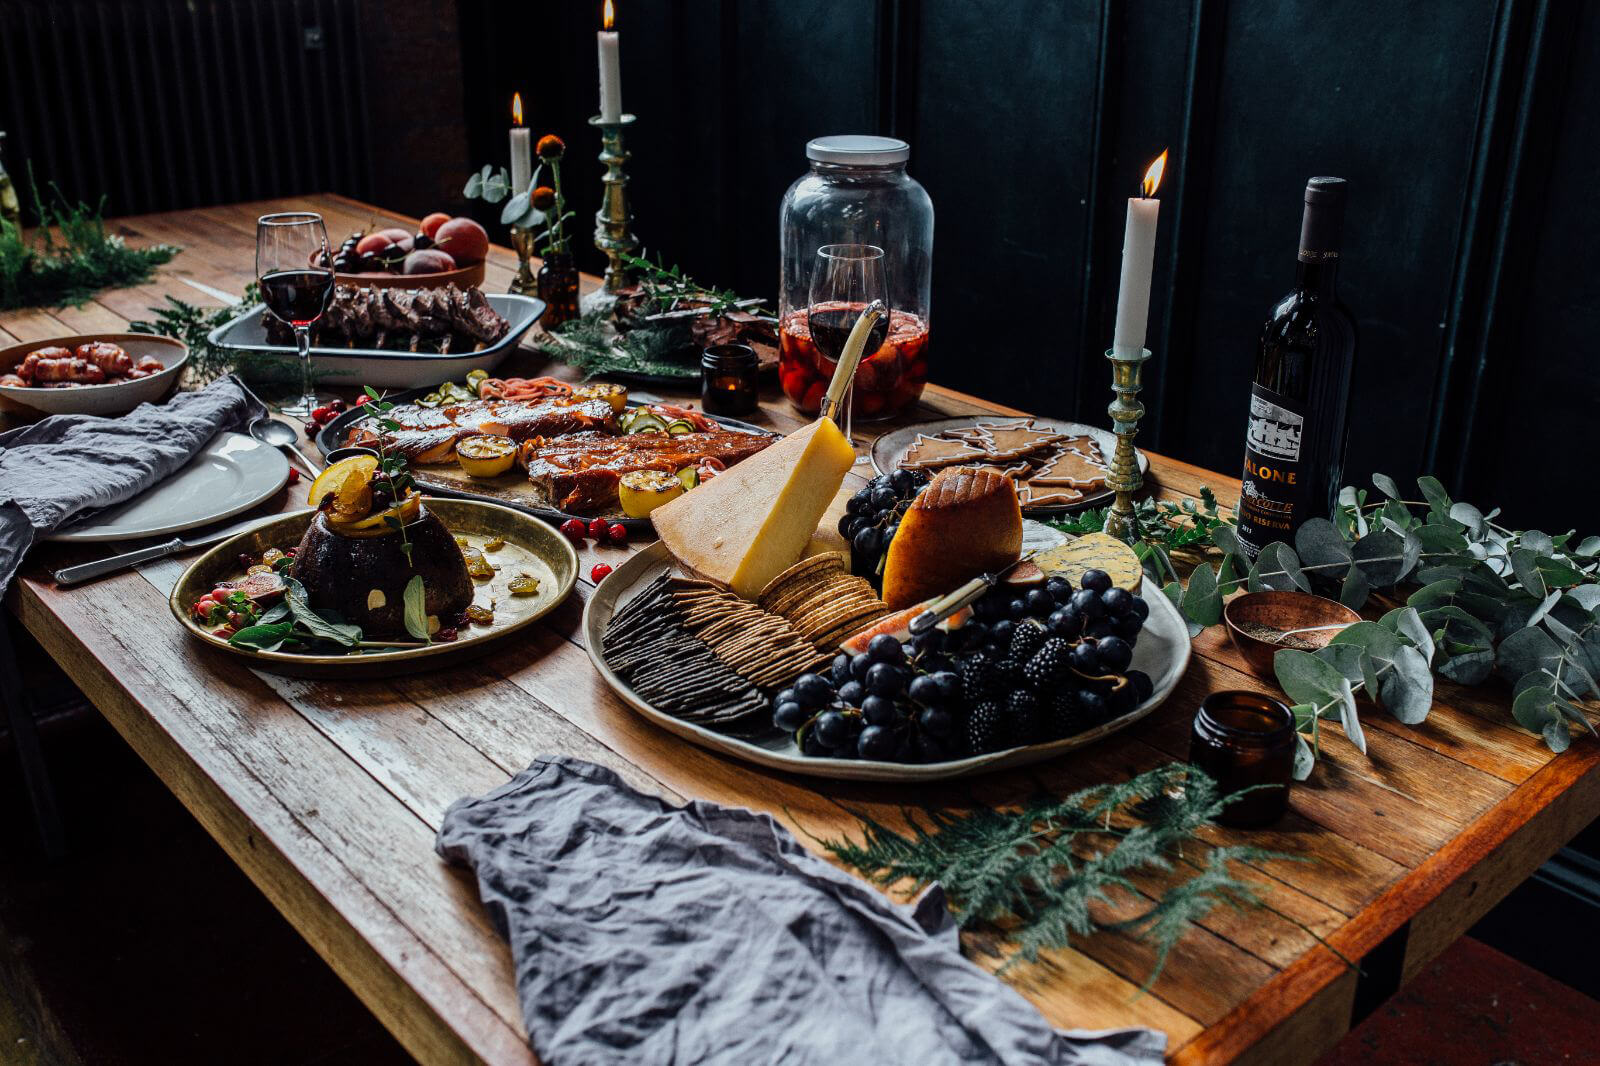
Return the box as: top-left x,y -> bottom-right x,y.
1023,637 -> 1073,688
1005,689 -> 1045,746
1008,619 -> 1048,663
995,657 -> 1025,687
958,651 -> 1004,703
965,700 -> 1006,755
1046,689 -> 1086,741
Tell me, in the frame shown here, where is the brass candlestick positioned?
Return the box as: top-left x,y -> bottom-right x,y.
507,224 -> 537,297
588,113 -> 639,297
1102,346 -> 1152,542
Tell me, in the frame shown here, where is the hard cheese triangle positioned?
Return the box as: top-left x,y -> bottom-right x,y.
651,418 -> 857,598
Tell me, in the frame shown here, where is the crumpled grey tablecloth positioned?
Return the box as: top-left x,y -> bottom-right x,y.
0,376 -> 262,591
437,756 -> 1167,1066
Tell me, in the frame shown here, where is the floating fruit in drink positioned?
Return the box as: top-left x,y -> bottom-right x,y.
779,304 -> 930,419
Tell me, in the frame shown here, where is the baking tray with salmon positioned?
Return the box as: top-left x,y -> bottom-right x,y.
315,373 -> 778,529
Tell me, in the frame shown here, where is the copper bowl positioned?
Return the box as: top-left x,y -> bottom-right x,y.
1223,590 -> 1361,679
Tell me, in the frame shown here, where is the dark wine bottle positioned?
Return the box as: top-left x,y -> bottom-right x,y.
1236,177 -> 1357,559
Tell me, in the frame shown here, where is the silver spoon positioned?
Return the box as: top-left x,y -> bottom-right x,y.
249,413 -> 321,478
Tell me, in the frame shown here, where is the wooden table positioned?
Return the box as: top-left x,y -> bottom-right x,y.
5,195 -> 1599,1065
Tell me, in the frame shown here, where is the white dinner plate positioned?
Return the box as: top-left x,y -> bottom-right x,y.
583,529 -> 1191,782
47,431 -> 290,543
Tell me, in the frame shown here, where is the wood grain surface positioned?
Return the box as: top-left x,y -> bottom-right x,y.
6,196 -> 1599,1066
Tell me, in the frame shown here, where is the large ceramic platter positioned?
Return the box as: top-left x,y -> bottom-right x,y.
0,333 -> 189,416
48,431 -> 289,543
869,416 -> 1148,515
583,536 -> 1191,782
312,386 -> 777,531
206,293 -> 545,389
169,498 -> 577,678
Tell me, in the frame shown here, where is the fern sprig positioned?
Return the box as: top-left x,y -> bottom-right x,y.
818,763 -> 1293,987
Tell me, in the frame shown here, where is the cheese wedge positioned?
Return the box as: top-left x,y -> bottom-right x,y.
652,418 -> 856,598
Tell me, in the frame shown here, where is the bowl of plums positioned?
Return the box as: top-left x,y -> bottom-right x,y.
318,212 -> 491,290
0,333 -> 188,416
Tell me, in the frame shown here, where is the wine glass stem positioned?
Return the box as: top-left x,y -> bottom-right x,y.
296,326 -> 315,416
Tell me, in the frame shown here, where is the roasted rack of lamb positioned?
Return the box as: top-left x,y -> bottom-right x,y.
263,284 -> 510,353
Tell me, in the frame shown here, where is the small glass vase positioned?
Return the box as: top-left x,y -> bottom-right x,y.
537,251 -> 581,327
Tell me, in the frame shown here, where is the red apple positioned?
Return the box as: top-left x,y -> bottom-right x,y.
403,249 -> 457,274
419,213 -> 451,240
433,217 -> 489,265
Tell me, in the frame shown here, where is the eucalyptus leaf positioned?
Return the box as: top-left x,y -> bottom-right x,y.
1251,542 -> 1309,593
1535,556 -> 1585,588
1417,476 -> 1452,521
1512,684 -> 1556,731
1377,645 -> 1434,724
402,575 -> 431,643
1527,589 -> 1564,628
1371,472 -> 1402,500
1181,562 -> 1222,627
1448,501 -> 1485,536
1319,642 -> 1371,692
1543,718 -> 1572,753
1295,518 -> 1352,578
1407,578 -> 1462,609
1274,648 -> 1349,707
1415,523 -> 1470,555
1564,585 -> 1600,614
1575,536 -> 1600,558
1521,530 -> 1555,557
1336,677 -> 1366,754
500,190 -> 532,225
1379,606 -> 1435,662
1436,648 -> 1493,685
1508,549 -> 1547,598
1338,566 -> 1370,609
1211,523 -> 1243,558
1292,734 -> 1316,781
1350,528 -> 1412,587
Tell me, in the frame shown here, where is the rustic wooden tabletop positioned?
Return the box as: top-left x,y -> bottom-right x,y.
4,194 -> 1597,1066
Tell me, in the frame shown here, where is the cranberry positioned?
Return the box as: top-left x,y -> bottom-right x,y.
286,467 -> 300,485
591,563 -> 613,582
607,523 -> 628,546
559,518 -> 588,544
328,398 -> 347,413
587,517 -> 610,540
434,627 -> 459,642
353,394 -> 371,406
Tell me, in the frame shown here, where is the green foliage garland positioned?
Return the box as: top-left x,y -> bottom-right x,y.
819,763 -> 1286,986
1053,475 -> 1600,775
0,172 -> 177,311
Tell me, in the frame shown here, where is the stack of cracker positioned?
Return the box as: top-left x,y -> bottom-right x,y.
602,573 -> 830,734
898,418 -> 1110,508
757,553 -> 894,651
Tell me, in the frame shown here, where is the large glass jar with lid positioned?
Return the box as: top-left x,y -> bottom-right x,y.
778,135 -> 933,419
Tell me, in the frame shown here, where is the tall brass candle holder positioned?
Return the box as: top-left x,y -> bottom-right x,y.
1102,346 -> 1152,542
506,224 -> 537,297
586,113 -> 639,308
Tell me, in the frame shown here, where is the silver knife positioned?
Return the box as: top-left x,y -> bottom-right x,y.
52,511 -> 297,588
908,551 -> 1039,636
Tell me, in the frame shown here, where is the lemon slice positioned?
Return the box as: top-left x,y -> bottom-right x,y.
309,454 -> 378,509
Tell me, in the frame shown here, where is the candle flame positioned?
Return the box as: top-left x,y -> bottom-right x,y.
603,0 -> 614,30
511,92 -> 523,126
1141,149 -> 1168,198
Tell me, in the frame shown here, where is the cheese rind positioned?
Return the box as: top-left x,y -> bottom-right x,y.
651,418 -> 856,598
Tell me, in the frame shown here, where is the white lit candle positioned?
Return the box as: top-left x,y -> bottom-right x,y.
509,93 -> 532,195
598,0 -> 623,123
1112,149 -> 1168,356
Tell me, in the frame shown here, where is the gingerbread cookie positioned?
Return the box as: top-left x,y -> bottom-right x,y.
1016,482 -> 1087,508
899,433 -> 987,470
1031,447 -> 1107,488
944,418 -> 1033,443
966,422 -> 1068,461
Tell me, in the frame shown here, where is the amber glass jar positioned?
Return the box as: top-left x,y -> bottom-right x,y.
701,344 -> 759,416
537,251 -> 580,327
1189,691 -> 1295,828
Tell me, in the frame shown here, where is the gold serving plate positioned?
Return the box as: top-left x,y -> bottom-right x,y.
169,498 -> 577,678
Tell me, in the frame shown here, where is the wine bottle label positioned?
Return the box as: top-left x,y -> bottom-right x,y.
1237,383 -> 1306,559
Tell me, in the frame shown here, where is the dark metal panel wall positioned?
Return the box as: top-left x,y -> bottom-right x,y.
0,0 -> 371,216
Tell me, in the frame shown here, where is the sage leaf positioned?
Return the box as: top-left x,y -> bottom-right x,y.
1372,472 -> 1402,499
283,578 -> 361,647
402,575 -> 431,643
1295,518 -> 1353,578
228,620 -> 297,652
258,600 -> 290,625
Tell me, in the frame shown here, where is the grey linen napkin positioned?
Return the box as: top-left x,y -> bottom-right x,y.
0,376 -> 263,591
437,756 -> 1166,1066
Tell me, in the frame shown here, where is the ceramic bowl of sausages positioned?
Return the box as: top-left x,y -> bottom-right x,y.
0,333 -> 188,416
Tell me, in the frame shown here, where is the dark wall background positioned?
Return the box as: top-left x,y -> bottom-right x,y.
2,0 -> 1595,534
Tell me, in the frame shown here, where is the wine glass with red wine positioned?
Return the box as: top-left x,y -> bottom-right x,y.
256,212 -> 334,419
809,244 -> 887,452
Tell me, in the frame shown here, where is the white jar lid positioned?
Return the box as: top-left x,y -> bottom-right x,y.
806,135 -> 909,165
